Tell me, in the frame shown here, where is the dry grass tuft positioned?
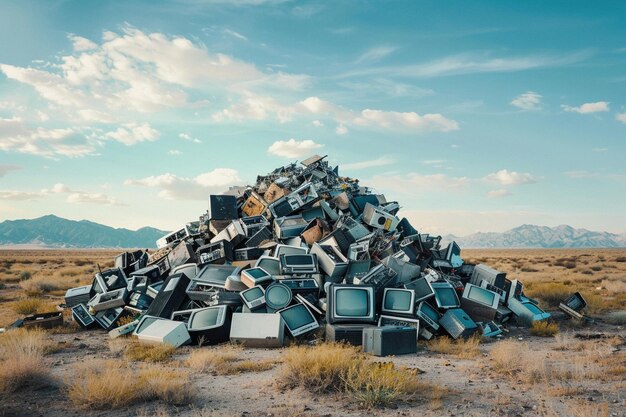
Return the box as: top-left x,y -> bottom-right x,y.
20,276 -> 60,296
12,298 -> 45,315
65,359 -> 194,409
567,401 -> 609,417
426,335 -> 481,359
530,321 -> 559,337
0,328 -> 56,393
186,344 -> 276,375
124,341 -> 176,363
604,310 -> 626,325
278,342 -> 432,408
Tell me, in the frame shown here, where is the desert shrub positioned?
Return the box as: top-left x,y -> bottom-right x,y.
12,298 -> 44,315
65,360 -> 194,409
187,344 -> 276,375
426,335 -> 481,359
19,271 -> 32,281
524,283 -> 571,307
0,328 -> 56,393
604,311 -> 626,325
590,265 -> 602,272
124,341 -> 176,363
529,321 -> 559,337
20,277 -> 60,295
614,256 -> 626,263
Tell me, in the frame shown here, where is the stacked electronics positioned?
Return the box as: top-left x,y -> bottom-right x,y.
61,155 -> 559,354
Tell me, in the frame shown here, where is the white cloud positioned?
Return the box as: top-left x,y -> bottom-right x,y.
0,190 -> 43,200
368,172 -> 470,196
104,123 -> 160,145
487,189 -> 512,198
341,156 -> 395,171
213,93 -> 294,123
484,169 -> 538,185
0,182 -> 121,205
179,133 -> 202,144
352,109 -> 459,132
592,147 -> 608,152
67,192 -> 122,205
421,159 -> 446,165
355,46 -> 398,64
223,28 -> 248,41
335,124 -> 348,135
510,91 -> 542,111
0,164 -> 21,177
168,150 -> 182,155
126,168 -> 242,200
312,120 -> 324,127
267,139 -> 323,159
561,101 -> 610,114
616,113 -> 626,124
299,96 -> 333,114
69,35 -> 97,52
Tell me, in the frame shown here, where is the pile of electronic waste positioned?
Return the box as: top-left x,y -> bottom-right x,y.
55,155 -> 588,356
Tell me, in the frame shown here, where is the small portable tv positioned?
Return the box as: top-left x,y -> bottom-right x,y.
240,286 -> 266,310
279,254 -> 318,275
326,284 -> 376,325
381,288 -> 416,316
431,281 -> 460,309
415,301 -> 441,331
264,282 -> 293,312
90,288 -> 129,312
187,264 -> 242,300
378,315 -> 420,342
278,303 -> 319,337
187,305 -> 232,345
460,283 -> 500,322
133,315 -> 191,347
404,277 -> 435,303
241,267 -> 274,288
508,297 -> 551,325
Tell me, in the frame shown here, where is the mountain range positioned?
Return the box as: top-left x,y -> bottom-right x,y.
0,215 -> 167,248
0,215 -> 624,249
444,224 -> 626,248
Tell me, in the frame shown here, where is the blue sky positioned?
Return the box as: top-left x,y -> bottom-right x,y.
0,0 -> 625,235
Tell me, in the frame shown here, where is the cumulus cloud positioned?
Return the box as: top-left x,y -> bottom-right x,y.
66,192 -> 122,205
69,34 -> 97,52
561,101 -> 610,114
341,156 -> 395,171
168,150 -> 182,155
352,109 -> 459,132
125,168 -> 242,200
0,190 -> 43,200
179,133 -> 202,144
335,124 -> 348,135
487,189 -> 512,198
104,123 -> 160,145
0,164 -> 21,178
510,91 -> 542,111
267,139 -> 323,158
616,113 -> 626,124
484,169 -> 538,185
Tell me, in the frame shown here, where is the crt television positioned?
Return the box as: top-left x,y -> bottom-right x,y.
326,284 -> 376,325
264,282 -> 293,311
239,286 -> 266,310
381,288 -> 416,316
416,301 -> 441,331
462,284 -> 500,309
431,281 -> 460,309
278,303 -> 319,337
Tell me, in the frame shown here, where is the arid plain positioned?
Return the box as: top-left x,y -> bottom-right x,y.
0,249 -> 624,417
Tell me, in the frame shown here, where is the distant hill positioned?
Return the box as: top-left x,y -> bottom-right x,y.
444,224 -> 626,248
0,215 -> 168,248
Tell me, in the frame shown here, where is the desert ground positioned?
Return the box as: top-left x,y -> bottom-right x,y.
0,249 -> 624,417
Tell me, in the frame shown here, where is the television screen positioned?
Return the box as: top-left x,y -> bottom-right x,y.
434,287 -> 459,308
285,255 -> 314,266
197,265 -> 237,286
255,257 -> 280,275
406,278 -> 433,300
265,284 -> 292,309
242,286 -> 264,302
420,303 -> 440,322
383,290 -> 412,312
524,302 -> 545,315
281,304 -> 315,331
335,288 -> 369,317
189,308 -> 220,329
467,286 -> 496,306
246,268 -> 269,279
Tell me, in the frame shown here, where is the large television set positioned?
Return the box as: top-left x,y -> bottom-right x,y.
186,264 -> 242,300
415,301 -> 441,331
187,305 -> 232,345
279,254 -> 318,275
462,284 -> 499,309
278,303 -> 319,337
146,272 -> 191,318
254,256 -> 281,275
133,315 -> 191,347
404,277 -> 435,303
431,281 -> 460,309
239,286 -> 266,310
381,288 -> 416,316
326,284 -> 376,325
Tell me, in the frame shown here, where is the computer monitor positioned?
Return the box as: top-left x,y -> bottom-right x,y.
279,254 -> 318,275
274,244 -> 308,258
404,277 -> 435,303
415,301 -> 441,331
326,284 -> 376,325
278,303 -> 319,337
462,284 -> 499,309
381,288 -> 416,316
445,241 -> 463,268
240,286 -> 266,310
171,263 -> 199,280
264,283 -> 293,311
187,305 -> 231,345
133,315 -> 191,347
431,281 -> 460,309
241,267 -> 274,288
255,256 -> 281,275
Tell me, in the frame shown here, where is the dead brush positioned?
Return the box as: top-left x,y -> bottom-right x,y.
122,340 -> 176,363
65,359 -> 194,409
186,344 -> 276,375
426,335 -> 481,359
12,298 -> 45,315
529,321 -> 559,337
0,328 -> 56,393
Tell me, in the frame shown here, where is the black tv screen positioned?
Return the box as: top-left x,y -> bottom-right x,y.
335,288 -> 369,317
246,268 -> 269,279
384,290 -> 411,311
285,255 -> 314,266
242,287 -> 264,302
190,308 -> 220,329
265,284 -> 292,308
197,265 -> 236,285
281,304 -> 314,330
411,278 -> 433,298
421,303 -> 440,322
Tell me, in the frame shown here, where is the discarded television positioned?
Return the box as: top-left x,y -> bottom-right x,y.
278,303 -> 319,337
241,267 -> 274,288
186,305 -> 232,344
381,288 -> 416,316
460,283 -> 500,322
326,284 -> 376,325
239,286 -> 266,310
230,312 -> 285,348
431,281 -> 460,309
133,315 -> 191,347
264,282 -> 293,312
279,253 -> 318,275
404,277 -> 435,303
